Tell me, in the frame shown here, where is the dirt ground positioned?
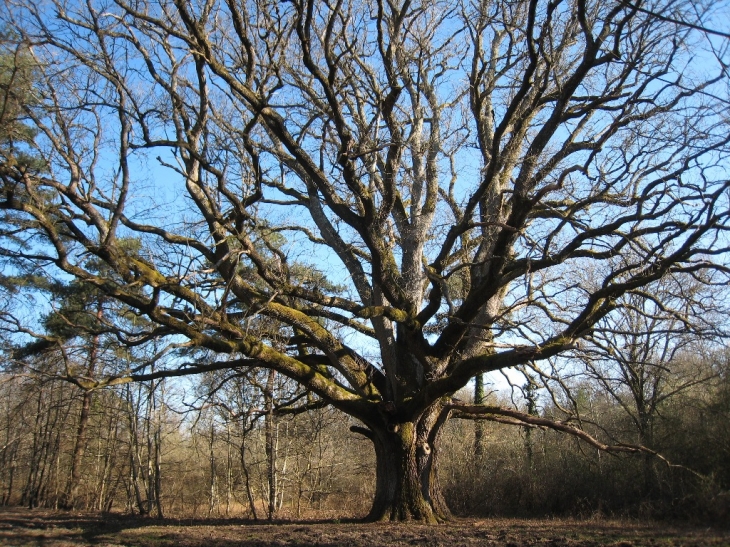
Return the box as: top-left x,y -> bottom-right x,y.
0,506 -> 728,547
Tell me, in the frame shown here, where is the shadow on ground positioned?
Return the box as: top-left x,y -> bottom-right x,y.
1,506 -> 728,547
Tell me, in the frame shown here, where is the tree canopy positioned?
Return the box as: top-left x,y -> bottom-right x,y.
1,0 -> 729,522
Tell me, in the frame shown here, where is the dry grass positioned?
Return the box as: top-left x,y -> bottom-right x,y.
0,506 -> 728,546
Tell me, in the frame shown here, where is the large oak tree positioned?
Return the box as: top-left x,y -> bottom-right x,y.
1,0 -> 729,521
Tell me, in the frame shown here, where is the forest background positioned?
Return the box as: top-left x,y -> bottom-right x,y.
1,349 -> 730,522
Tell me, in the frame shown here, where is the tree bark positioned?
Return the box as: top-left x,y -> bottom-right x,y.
61,390 -> 92,509
264,369 -> 277,520
62,303 -> 103,510
207,420 -> 217,517
239,433 -> 258,520
473,374 -> 485,457
363,406 -> 451,523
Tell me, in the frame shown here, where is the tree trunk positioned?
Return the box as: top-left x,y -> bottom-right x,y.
62,303 -> 103,510
207,420 -> 217,517
363,408 -> 451,523
264,369 -> 277,520
638,414 -> 655,498
473,374 -> 485,457
153,413 -> 164,519
239,433 -> 258,520
61,390 -> 92,509
126,385 -> 148,515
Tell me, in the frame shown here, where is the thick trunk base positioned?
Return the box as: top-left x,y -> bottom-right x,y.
364,421 -> 451,523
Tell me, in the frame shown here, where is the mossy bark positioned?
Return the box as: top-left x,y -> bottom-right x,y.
365,408 -> 451,523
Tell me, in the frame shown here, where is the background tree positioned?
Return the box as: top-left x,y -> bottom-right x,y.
7,245 -> 153,509
574,275 -> 724,494
1,0 -> 729,522
0,28 -> 41,170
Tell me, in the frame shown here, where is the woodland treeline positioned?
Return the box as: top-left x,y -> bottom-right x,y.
2,346 -> 728,521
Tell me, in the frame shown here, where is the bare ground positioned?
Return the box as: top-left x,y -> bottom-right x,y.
0,507 -> 727,547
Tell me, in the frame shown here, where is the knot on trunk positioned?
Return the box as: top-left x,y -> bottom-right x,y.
380,401 -> 397,414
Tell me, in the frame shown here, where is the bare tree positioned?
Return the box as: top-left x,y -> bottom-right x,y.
1,0 -> 729,522
124,379 -> 165,517
574,275 -> 724,492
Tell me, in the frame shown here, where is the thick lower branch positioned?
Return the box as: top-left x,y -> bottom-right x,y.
449,402 -> 703,477
350,425 -> 374,440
